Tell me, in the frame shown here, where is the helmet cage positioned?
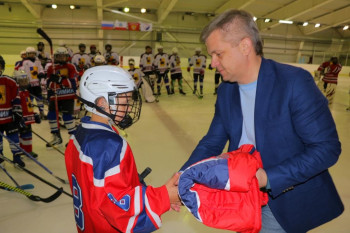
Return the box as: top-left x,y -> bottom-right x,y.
106,90 -> 142,129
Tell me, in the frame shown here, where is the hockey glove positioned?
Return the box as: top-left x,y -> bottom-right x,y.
14,115 -> 26,130
34,113 -> 41,124
38,73 -> 45,81
49,74 -> 62,84
208,64 -> 213,70
200,69 -> 204,76
187,67 -> 191,72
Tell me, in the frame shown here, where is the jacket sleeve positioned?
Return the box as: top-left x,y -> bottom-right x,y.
98,141 -> 170,233
180,94 -> 229,171
266,69 -> 341,197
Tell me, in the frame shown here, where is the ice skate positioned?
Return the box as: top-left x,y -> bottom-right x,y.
46,132 -> 63,148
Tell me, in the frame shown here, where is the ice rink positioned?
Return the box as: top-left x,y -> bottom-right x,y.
0,70 -> 349,233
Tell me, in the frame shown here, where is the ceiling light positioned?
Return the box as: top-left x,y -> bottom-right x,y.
343,25 -> 349,30
302,22 -> 308,26
315,23 -> 320,28
141,8 -> 146,13
279,20 -> 293,24
70,5 -> 75,9
253,17 -> 257,21
123,7 -> 129,13
51,4 -> 57,9
264,18 -> 271,23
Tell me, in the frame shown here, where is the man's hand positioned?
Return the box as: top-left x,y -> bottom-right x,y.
165,172 -> 180,204
256,168 -> 268,188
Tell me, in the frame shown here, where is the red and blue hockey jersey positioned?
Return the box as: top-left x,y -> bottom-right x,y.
178,144 -> 268,233
0,75 -> 21,124
65,117 -> 170,233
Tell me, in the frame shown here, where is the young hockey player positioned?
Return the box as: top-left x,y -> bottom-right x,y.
153,45 -> 171,95
208,64 -> 223,95
139,45 -> 155,93
169,47 -> 186,95
71,43 -> 91,77
36,41 -> 50,68
46,47 -> 78,147
65,65 -> 180,233
317,57 -> 342,106
13,69 -> 41,158
20,46 -> 46,119
104,44 -> 119,66
88,44 -> 101,63
187,47 -> 206,96
0,55 -> 26,167
14,50 -> 27,70
127,58 -> 144,88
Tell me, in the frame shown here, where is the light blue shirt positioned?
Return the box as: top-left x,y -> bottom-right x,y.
238,80 -> 257,147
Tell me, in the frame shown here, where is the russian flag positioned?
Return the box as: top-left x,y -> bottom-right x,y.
101,21 -> 114,30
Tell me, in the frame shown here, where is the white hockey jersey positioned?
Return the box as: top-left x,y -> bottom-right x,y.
189,54 -> 207,74
153,53 -> 169,74
139,53 -> 154,73
169,54 -> 182,75
21,58 -> 44,87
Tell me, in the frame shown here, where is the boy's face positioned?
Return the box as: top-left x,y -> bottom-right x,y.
109,92 -> 133,123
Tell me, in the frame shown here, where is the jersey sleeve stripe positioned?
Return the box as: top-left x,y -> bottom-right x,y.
72,135 -> 93,165
82,122 -> 115,133
126,186 -> 141,233
145,194 -> 162,228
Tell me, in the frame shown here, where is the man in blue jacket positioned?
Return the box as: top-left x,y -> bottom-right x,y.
180,9 -> 344,233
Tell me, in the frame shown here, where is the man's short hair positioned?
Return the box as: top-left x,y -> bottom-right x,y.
201,9 -> 263,56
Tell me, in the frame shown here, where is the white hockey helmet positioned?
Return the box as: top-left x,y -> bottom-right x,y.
195,47 -> 202,52
54,47 -> 68,55
26,47 -> 36,54
172,47 -> 178,54
20,50 -> 26,56
157,45 -> 163,51
13,69 -> 29,86
93,55 -> 106,65
79,65 -> 142,129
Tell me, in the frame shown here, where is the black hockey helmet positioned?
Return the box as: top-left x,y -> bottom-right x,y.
37,41 -> 44,46
330,57 -> 338,65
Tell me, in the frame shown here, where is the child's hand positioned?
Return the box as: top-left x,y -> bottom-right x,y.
165,172 -> 180,204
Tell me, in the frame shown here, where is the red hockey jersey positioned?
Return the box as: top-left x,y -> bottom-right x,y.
46,63 -> 78,101
65,117 -> 170,233
317,61 -> 342,84
18,89 -> 35,125
0,75 -> 21,124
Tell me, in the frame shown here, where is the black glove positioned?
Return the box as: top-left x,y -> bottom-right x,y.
38,73 -> 45,81
14,114 -> 26,129
34,113 -> 41,124
50,74 -> 62,84
208,64 -> 213,70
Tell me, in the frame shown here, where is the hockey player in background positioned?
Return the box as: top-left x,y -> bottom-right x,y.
317,57 -> 342,106
0,55 -> 26,167
127,58 -> 144,89
71,43 -> 91,77
153,45 -> 171,95
104,44 -> 119,66
46,47 -> 78,148
139,45 -> 155,93
208,64 -> 223,95
169,47 -> 186,95
13,69 -> 41,158
36,41 -> 50,68
88,44 -> 101,63
14,50 -> 27,70
58,40 -> 74,60
187,47 -> 206,96
65,66 -> 180,233
20,46 -> 46,119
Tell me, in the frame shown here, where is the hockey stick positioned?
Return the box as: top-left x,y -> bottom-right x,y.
0,181 -> 62,203
0,163 -> 34,190
37,28 -> 60,131
183,73 -> 203,99
31,130 -> 65,156
0,154 -> 72,198
0,132 -> 68,184
139,167 -> 152,183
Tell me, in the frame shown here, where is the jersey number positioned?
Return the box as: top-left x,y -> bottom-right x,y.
72,174 -> 84,231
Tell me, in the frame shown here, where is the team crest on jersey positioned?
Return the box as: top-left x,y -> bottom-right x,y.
107,193 -> 130,211
0,85 -> 6,104
30,66 -> 38,79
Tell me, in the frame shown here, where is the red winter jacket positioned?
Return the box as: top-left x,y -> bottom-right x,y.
178,144 -> 268,233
